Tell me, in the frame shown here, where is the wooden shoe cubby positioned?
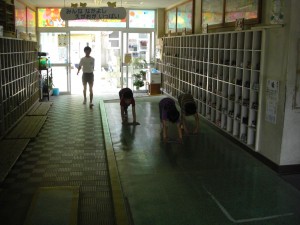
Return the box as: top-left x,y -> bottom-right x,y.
159,30 -> 263,150
0,37 -> 39,137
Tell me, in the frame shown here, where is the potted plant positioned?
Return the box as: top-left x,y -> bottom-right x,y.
43,75 -> 54,93
132,73 -> 144,90
139,70 -> 146,80
132,58 -> 147,69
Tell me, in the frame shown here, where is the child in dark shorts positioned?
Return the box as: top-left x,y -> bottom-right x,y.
159,97 -> 182,142
77,46 -> 95,107
119,88 -> 139,125
178,93 -> 199,134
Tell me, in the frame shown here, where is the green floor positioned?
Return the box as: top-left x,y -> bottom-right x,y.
104,96 -> 300,225
1,94 -> 300,225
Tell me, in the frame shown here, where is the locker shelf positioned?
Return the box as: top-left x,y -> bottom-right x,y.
158,30 -> 263,150
0,37 -> 39,137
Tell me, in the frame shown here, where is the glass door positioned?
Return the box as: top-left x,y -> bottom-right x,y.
39,32 -> 70,93
122,32 -> 153,92
40,31 -> 153,94
70,31 -> 123,94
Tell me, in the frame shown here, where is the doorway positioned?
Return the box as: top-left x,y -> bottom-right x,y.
39,32 -> 69,93
39,31 -> 155,95
70,31 -> 122,95
122,32 -> 153,92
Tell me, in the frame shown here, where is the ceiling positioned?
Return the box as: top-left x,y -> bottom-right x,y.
23,0 -> 183,9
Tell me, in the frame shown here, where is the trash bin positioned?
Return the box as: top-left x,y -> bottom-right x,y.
52,88 -> 59,96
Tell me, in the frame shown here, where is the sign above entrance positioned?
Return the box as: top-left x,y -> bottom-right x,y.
60,7 -> 126,20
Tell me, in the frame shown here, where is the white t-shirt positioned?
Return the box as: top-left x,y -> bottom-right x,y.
79,56 -> 95,73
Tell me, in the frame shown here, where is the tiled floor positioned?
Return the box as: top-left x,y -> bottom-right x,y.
1,94 -> 300,225
104,96 -> 300,225
0,95 -> 115,225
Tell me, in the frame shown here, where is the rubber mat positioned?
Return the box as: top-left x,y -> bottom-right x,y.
5,116 -> 47,139
27,102 -> 53,116
0,139 -> 30,182
24,186 -> 79,225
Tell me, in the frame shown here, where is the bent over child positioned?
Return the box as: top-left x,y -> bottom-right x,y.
119,88 -> 138,125
159,97 -> 182,142
178,93 -> 199,134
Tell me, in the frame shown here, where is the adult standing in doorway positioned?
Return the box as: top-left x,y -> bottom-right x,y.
77,46 -> 95,108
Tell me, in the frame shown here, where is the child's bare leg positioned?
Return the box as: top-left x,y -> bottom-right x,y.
89,81 -> 94,105
83,83 -> 87,104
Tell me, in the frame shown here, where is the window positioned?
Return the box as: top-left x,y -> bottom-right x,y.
165,7 -> 177,34
225,0 -> 259,23
165,0 -> 193,34
38,8 -> 65,27
202,0 -> 223,27
177,1 -> 193,33
129,10 -> 155,28
27,7 -> 36,35
202,0 -> 261,28
15,0 -> 26,33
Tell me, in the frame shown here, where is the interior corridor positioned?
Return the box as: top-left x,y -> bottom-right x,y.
0,94 -> 116,225
0,94 -> 300,225
103,96 -> 300,225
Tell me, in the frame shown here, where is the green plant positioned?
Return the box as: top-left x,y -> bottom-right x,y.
133,79 -> 144,88
132,58 -> 147,69
139,70 -> 146,79
133,73 -> 142,79
43,76 -> 54,92
132,73 -> 144,89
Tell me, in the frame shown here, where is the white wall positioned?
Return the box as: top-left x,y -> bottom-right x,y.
280,0 -> 300,165
248,1 -> 288,165
257,0 -> 300,166
156,9 -> 165,38
258,27 -> 287,164
194,0 -> 202,34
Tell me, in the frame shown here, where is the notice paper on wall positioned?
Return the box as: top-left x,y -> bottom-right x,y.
265,79 -> 279,124
124,54 -> 132,64
58,34 -> 68,47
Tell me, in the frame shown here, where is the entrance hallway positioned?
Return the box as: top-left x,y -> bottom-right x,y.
104,96 -> 300,225
0,94 -> 299,225
0,95 -> 116,225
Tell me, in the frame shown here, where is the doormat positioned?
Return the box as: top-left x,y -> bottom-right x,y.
28,102 -> 53,116
5,116 -> 47,139
24,186 -> 79,225
0,139 -> 30,182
